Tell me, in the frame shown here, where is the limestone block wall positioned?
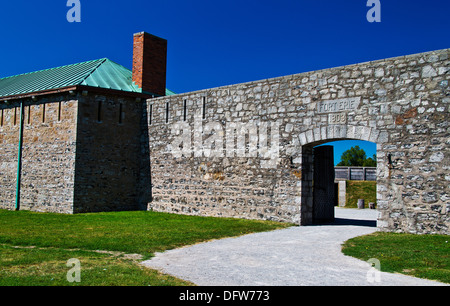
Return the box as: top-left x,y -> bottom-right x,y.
147,91 -> 297,223
0,102 -> 21,210
0,94 -> 78,213
73,92 -> 150,213
0,90 -> 151,214
146,48 -> 449,234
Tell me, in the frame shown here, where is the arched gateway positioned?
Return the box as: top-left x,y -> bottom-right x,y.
147,48 -> 449,235
296,125 -> 383,226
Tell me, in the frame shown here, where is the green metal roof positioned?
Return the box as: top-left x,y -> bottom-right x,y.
0,58 -> 175,99
165,88 -> 177,96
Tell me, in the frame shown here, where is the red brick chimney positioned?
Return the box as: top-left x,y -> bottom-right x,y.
132,32 -> 167,96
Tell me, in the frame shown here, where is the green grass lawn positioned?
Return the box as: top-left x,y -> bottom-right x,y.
2,209 -> 448,286
345,180 -> 377,208
342,232 -> 450,284
0,209 -> 291,286
343,181 -> 449,284
0,244 -> 189,286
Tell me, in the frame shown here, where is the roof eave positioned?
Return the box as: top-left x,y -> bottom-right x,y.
0,85 -> 79,102
75,85 -> 155,99
0,85 -> 154,102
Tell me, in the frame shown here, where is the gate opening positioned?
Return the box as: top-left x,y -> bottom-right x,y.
313,145 -> 335,223
302,140 -> 378,226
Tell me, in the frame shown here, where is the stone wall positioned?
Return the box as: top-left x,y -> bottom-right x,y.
0,90 -> 151,214
73,92 -> 150,213
0,94 -> 78,213
146,48 -> 449,234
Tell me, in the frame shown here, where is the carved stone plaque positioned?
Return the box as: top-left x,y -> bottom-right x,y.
328,112 -> 347,124
317,97 -> 361,114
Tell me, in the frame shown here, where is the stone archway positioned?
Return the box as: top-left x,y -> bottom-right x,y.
295,125 -> 388,226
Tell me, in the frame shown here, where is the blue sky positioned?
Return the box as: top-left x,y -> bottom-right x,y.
318,140 -> 377,166
1,0 -> 449,164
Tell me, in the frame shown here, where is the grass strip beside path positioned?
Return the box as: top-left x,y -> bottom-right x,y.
0,244 -> 193,286
345,180 -> 377,208
342,232 -> 450,284
0,210 -> 290,256
0,209 -> 291,286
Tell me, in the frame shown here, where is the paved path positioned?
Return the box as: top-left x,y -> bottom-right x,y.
142,208 -> 447,286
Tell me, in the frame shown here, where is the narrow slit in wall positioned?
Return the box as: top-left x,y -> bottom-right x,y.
119,103 -> 123,124
58,102 -> 62,122
183,100 -> 187,121
97,101 -> 102,122
166,102 -> 170,124
149,104 -> 153,125
42,104 -> 46,123
27,105 -> 31,125
202,97 -> 206,120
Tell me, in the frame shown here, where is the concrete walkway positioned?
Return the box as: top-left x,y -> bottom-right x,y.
142,208 -> 447,286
